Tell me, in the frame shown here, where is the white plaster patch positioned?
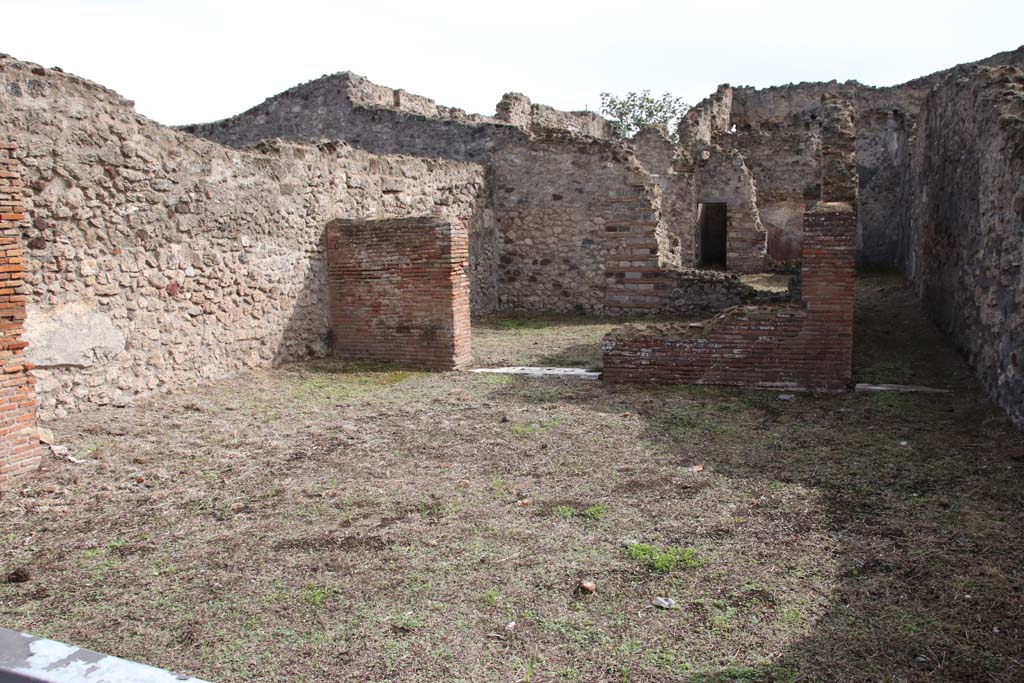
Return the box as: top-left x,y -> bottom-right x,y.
24,302 -> 126,368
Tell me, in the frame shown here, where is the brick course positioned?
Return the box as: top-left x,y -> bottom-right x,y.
0,142 -> 40,484
326,217 -> 471,370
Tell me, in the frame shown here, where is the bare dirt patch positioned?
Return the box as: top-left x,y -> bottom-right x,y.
1,274 -> 1022,682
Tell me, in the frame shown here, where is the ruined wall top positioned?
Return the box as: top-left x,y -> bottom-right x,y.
496,93 -> 613,139
180,71 -> 613,160
820,92 -> 858,203
0,54 -> 136,111
728,45 -> 1024,128
678,85 -> 733,146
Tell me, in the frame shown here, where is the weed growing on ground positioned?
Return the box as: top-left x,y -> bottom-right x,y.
627,543 -> 701,572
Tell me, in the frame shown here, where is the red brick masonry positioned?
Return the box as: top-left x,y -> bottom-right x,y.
0,142 -> 40,484
602,202 -> 855,390
326,217 -> 471,370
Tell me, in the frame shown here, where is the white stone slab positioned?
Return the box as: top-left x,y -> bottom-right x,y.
471,366 -> 602,380
0,627 -> 210,682
854,383 -> 949,394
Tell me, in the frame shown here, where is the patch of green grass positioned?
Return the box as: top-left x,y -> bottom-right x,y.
648,647 -> 693,676
866,391 -> 915,415
861,358 -> 915,384
480,588 -> 501,607
297,582 -> 337,608
414,496 -> 464,519
283,360 -> 422,406
77,438 -> 109,458
626,543 -> 701,573
557,666 -> 583,682
697,665 -> 799,683
510,416 -> 563,438
390,612 -> 424,631
553,502 -> 610,521
483,316 -> 553,331
554,504 -> 575,519
490,476 -> 512,502
539,616 -> 611,648
780,606 -> 807,631
695,598 -> 738,633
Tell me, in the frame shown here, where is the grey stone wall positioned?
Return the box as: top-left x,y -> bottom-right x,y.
496,93 -> 612,139
180,72 -> 527,162
630,127 -> 683,267
0,56 -> 490,416
906,64 -> 1024,429
181,73 -> 612,165
679,85 -> 732,147
491,135 -> 656,313
722,46 -> 1024,269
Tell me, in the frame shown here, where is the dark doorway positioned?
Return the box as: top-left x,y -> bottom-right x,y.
699,202 -> 727,268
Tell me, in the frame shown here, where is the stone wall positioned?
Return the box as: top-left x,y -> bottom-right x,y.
630,126 -> 686,268
181,73 -> 613,165
728,124 -> 820,264
663,86 -> 771,273
0,142 -> 40,483
490,135 -> 657,313
326,217 -> 471,369
692,146 -> 766,272
906,64 -> 1024,428
181,72 -> 527,162
489,133 -> 777,315
719,46 -> 1024,270
495,93 -> 612,139
0,56 -> 489,417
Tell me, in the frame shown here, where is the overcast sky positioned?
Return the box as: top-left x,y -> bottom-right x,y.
5,0 -> 1023,126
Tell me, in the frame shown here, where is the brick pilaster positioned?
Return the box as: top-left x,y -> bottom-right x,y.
0,141 -> 41,485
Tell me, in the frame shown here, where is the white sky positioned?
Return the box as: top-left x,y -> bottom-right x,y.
4,0 -> 1023,126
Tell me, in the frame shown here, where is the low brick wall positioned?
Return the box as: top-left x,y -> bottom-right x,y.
0,142 -> 40,484
326,217 -> 471,370
603,202 -> 855,390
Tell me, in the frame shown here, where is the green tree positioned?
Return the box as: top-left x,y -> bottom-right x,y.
599,90 -> 689,142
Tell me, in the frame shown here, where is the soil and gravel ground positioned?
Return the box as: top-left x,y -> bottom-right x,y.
2,274 -> 1022,683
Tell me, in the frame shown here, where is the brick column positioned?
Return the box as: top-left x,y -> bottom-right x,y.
799,203 -> 856,387
326,216 -> 471,370
0,142 -> 41,485
798,92 -> 858,387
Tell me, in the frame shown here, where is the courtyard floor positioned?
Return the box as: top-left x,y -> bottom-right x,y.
2,274 -> 1022,682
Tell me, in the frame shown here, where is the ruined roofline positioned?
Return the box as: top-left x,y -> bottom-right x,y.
0,53 -> 271,156
176,69 -> 512,133
0,53 -> 135,109
724,44 -> 1024,98
0,52 -> 493,173
180,70 -> 613,143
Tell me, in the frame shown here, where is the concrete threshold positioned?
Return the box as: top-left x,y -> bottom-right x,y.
854,383 -> 950,394
0,627 -> 210,683
470,367 -> 602,380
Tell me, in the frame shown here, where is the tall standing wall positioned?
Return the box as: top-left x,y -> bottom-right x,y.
0,56 -> 489,419
906,65 -> 1024,428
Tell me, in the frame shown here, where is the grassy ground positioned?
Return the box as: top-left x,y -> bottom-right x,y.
1,274 -> 1022,682
471,313 -> 692,370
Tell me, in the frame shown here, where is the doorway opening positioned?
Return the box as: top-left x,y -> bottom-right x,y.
699,202 -> 728,268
